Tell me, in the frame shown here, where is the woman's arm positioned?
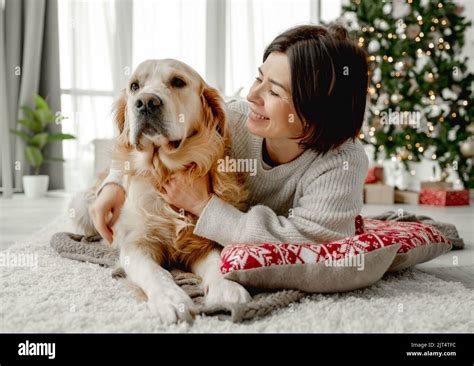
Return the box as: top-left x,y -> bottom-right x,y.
90,164 -> 126,244
193,165 -> 365,246
96,167 -> 126,196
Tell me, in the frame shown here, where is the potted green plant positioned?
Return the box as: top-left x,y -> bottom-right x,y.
10,94 -> 75,198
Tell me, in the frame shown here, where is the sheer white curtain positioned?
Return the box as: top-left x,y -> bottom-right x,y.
58,0 -> 118,192
224,0 -> 342,97
58,0 -> 206,193
132,0 -> 207,77
321,0 -> 343,23
58,0 -> 342,192
225,0 -> 314,97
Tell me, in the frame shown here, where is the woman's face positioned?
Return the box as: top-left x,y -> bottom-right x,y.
246,52 -> 304,139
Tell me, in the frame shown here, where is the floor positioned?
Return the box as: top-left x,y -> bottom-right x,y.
1,192 -> 473,288
0,191 -> 71,250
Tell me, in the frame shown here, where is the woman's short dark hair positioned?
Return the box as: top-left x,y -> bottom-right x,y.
263,24 -> 368,155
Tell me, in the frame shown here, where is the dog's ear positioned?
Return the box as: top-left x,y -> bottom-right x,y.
201,86 -> 227,138
113,90 -> 127,134
114,90 -> 131,148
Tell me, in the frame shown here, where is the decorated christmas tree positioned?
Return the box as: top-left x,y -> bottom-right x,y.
340,0 -> 474,188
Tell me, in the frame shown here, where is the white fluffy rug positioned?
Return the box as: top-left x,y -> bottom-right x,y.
1,216 -> 473,333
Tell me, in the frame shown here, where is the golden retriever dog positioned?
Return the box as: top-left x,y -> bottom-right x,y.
71,59 -> 251,324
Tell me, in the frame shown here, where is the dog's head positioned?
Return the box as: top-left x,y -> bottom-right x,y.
111,59 -> 246,211
114,59 -> 226,153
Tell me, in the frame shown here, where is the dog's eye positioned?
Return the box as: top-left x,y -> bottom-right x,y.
171,77 -> 186,88
130,82 -> 140,92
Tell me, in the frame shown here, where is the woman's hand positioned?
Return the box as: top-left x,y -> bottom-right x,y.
160,171 -> 212,217
89,184 -> 126,244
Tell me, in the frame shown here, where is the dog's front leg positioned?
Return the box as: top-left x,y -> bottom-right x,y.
192,248 -> 251,305
120,243 -> 196,324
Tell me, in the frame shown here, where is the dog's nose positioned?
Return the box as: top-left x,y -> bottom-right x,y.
135,94 -> 162,116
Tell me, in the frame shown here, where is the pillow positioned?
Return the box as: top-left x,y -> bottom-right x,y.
362,219 -> 452,272
220,218 -> 451,293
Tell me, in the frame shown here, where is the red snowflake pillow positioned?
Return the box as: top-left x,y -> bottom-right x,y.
362,219 -> 451,272
220,217 -> 451,293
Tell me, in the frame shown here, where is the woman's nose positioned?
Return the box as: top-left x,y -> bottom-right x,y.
247,83 -> 263,105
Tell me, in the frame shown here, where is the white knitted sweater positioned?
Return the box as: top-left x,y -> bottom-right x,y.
100,100 -> 369,246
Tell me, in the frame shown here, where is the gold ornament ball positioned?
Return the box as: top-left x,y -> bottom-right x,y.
372,116 -> 382,129
391,93 -> 403,104
460,138 -> 474,157
466,122 -> 474,134
399,149 -> 410,160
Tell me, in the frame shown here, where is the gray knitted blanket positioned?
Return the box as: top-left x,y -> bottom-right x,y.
50,232 -> 305,322
50,211 -> 462,322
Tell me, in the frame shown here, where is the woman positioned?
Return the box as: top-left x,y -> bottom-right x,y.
89,24 -> 369,247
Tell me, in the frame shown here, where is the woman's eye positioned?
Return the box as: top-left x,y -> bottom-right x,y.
254,77 -> 278,96
171,77 -> 186,88
130,82 -> 139,92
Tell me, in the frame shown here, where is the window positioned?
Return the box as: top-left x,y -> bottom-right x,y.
132,0 -> 207,77
58,0 -> 207,192
225,0 -> 342,96
58,0 -> 118,191
225,0 -> 315,97
58,0 -> 342,192
321,0 -> 342,23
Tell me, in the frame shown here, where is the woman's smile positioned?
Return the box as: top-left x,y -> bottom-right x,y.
248,108 -> 270,121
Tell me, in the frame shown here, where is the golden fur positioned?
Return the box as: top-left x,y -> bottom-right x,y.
110,60 -> 248,271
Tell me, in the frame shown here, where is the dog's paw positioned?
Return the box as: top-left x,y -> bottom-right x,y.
205,279 -> 251,305
147,286 -> 196,324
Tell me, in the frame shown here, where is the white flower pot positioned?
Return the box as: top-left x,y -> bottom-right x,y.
22,175 -> 49,198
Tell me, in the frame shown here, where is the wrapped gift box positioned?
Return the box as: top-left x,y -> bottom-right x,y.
395,190 -> 419,205
364,184 -> 394,204
420,181 -> 453,189
419,188 -> 470,206
365,165 -> 384,184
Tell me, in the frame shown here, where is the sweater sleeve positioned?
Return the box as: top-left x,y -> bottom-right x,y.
96,168 -> 126,196
193,154 -> 367,246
